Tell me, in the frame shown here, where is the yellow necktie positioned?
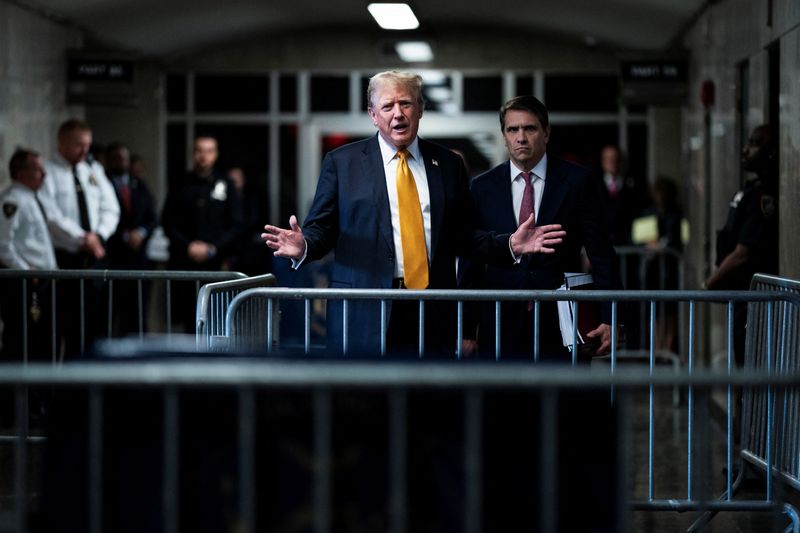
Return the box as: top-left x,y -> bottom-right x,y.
396,150 -> 429,289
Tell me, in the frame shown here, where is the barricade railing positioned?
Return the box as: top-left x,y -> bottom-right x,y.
0,269 -> 247,362
195,273 -> 278,350
688,273 -> 800,531
615,245 -> 686,353
219,285 -> 800,530
0,362 -> 798,533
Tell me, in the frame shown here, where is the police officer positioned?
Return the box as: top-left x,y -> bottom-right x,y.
39,118 -> 120,355
0,149 -> 57,361
161,135 -> 244,331
705,124 -> 779,363
39,118 -> 120,269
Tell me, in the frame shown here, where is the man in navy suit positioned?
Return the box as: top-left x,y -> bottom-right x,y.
461,95 -> 620,361
263,72 -> 564,357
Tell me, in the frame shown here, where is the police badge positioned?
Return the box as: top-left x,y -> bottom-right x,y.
211,180 -> 228,201
89,174 -> 98,186
761,195 -> 776,218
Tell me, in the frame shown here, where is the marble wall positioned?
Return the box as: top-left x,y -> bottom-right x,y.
682,0 -> 800,358
0,1 -> 83,187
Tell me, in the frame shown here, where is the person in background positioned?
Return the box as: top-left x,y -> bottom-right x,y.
105,142 -> 158,334
39,118 -> 120,269
0,149 -> 57,362
640,176 -> 684,352
705,124 -> 779,364
599,144 -> 645,246
39,119 -> 120,355
161,136 -> 244,331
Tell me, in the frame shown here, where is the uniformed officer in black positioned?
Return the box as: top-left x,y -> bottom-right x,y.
161,136 -> 244,331
705,124 -> 779,363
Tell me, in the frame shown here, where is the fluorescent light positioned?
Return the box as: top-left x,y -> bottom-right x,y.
395,41 -> 433,62
368,3 -> 420,30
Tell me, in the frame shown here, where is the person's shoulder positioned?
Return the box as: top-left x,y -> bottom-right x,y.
472,161 -> 508,188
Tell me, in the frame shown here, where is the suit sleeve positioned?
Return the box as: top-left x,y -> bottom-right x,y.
302,152 -> 341,262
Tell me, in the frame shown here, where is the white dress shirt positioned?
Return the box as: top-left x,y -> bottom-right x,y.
377,134 -> 432,278
40,154 -> 120,252
0,182 -> 58,269
510,153 -> 547,226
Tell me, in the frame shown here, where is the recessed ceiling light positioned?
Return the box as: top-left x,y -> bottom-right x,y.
368,3 -> 420,30
395,41 -> 434,62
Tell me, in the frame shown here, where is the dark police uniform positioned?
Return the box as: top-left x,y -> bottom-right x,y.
715,177 -> 779,364
161,171 -> 244,271
715,177 -> 779,289
161,171 -> 244,331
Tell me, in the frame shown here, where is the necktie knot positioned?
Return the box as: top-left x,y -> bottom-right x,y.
397,149 -> 409,162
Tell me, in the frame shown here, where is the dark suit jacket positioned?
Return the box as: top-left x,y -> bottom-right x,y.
108,176 -> 158,270
461,156 -> 620,358
301,134 -> 510,356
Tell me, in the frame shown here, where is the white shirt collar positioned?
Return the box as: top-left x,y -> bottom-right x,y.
509,153 -> 548,183
377,134 -> 421,166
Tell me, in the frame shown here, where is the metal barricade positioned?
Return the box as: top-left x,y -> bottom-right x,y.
218,285 -> 800,529
689,273 -> 800,531
0,269 -> 247,362
195,273 -> 277,350
0,362 -> 799,533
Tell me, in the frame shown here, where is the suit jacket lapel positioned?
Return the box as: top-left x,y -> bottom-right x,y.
536,156 -> 567,226
492,162 -> 518,232
421,140 -> 444,264
363,136 -> 394,254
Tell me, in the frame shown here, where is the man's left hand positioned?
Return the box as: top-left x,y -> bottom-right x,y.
585,323 -> 612,355
510,215 -> 566,255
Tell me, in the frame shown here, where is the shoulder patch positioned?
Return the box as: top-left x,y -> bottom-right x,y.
760,195 -> 777,218
3,203 -> 17,218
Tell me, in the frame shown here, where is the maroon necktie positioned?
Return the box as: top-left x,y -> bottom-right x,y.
519,171 -> 536,312
120,182 -> 132,214
519,171 -> 535,226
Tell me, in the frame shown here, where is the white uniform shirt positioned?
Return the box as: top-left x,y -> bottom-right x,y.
40,154 -> 120,252
0,182 -> 58,269
377,134 -> 432,278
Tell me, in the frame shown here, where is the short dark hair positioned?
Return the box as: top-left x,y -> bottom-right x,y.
8,148 -> 39,180
499,95 -> 549,131
57,118 -> 91,139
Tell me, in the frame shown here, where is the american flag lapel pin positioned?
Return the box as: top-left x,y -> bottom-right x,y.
432,158 -> 439,166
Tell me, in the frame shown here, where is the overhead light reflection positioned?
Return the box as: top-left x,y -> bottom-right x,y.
367,3 -> 420,30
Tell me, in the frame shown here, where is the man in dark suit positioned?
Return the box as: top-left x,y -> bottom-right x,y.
461,95 -> 620,361
105,143 -> 158,334
262,72 -> 564,357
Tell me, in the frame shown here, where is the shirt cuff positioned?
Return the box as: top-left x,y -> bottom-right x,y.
509,235 -> 522,264
290,239 -> 309,270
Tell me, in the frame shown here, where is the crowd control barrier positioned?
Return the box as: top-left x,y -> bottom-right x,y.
688,273 -> 800,531
195,273 -> 277,350
0,269 -> 247,362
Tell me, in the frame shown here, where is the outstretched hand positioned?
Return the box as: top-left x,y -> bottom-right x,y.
510,215 -> 566,255
261,215 -> 306,259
